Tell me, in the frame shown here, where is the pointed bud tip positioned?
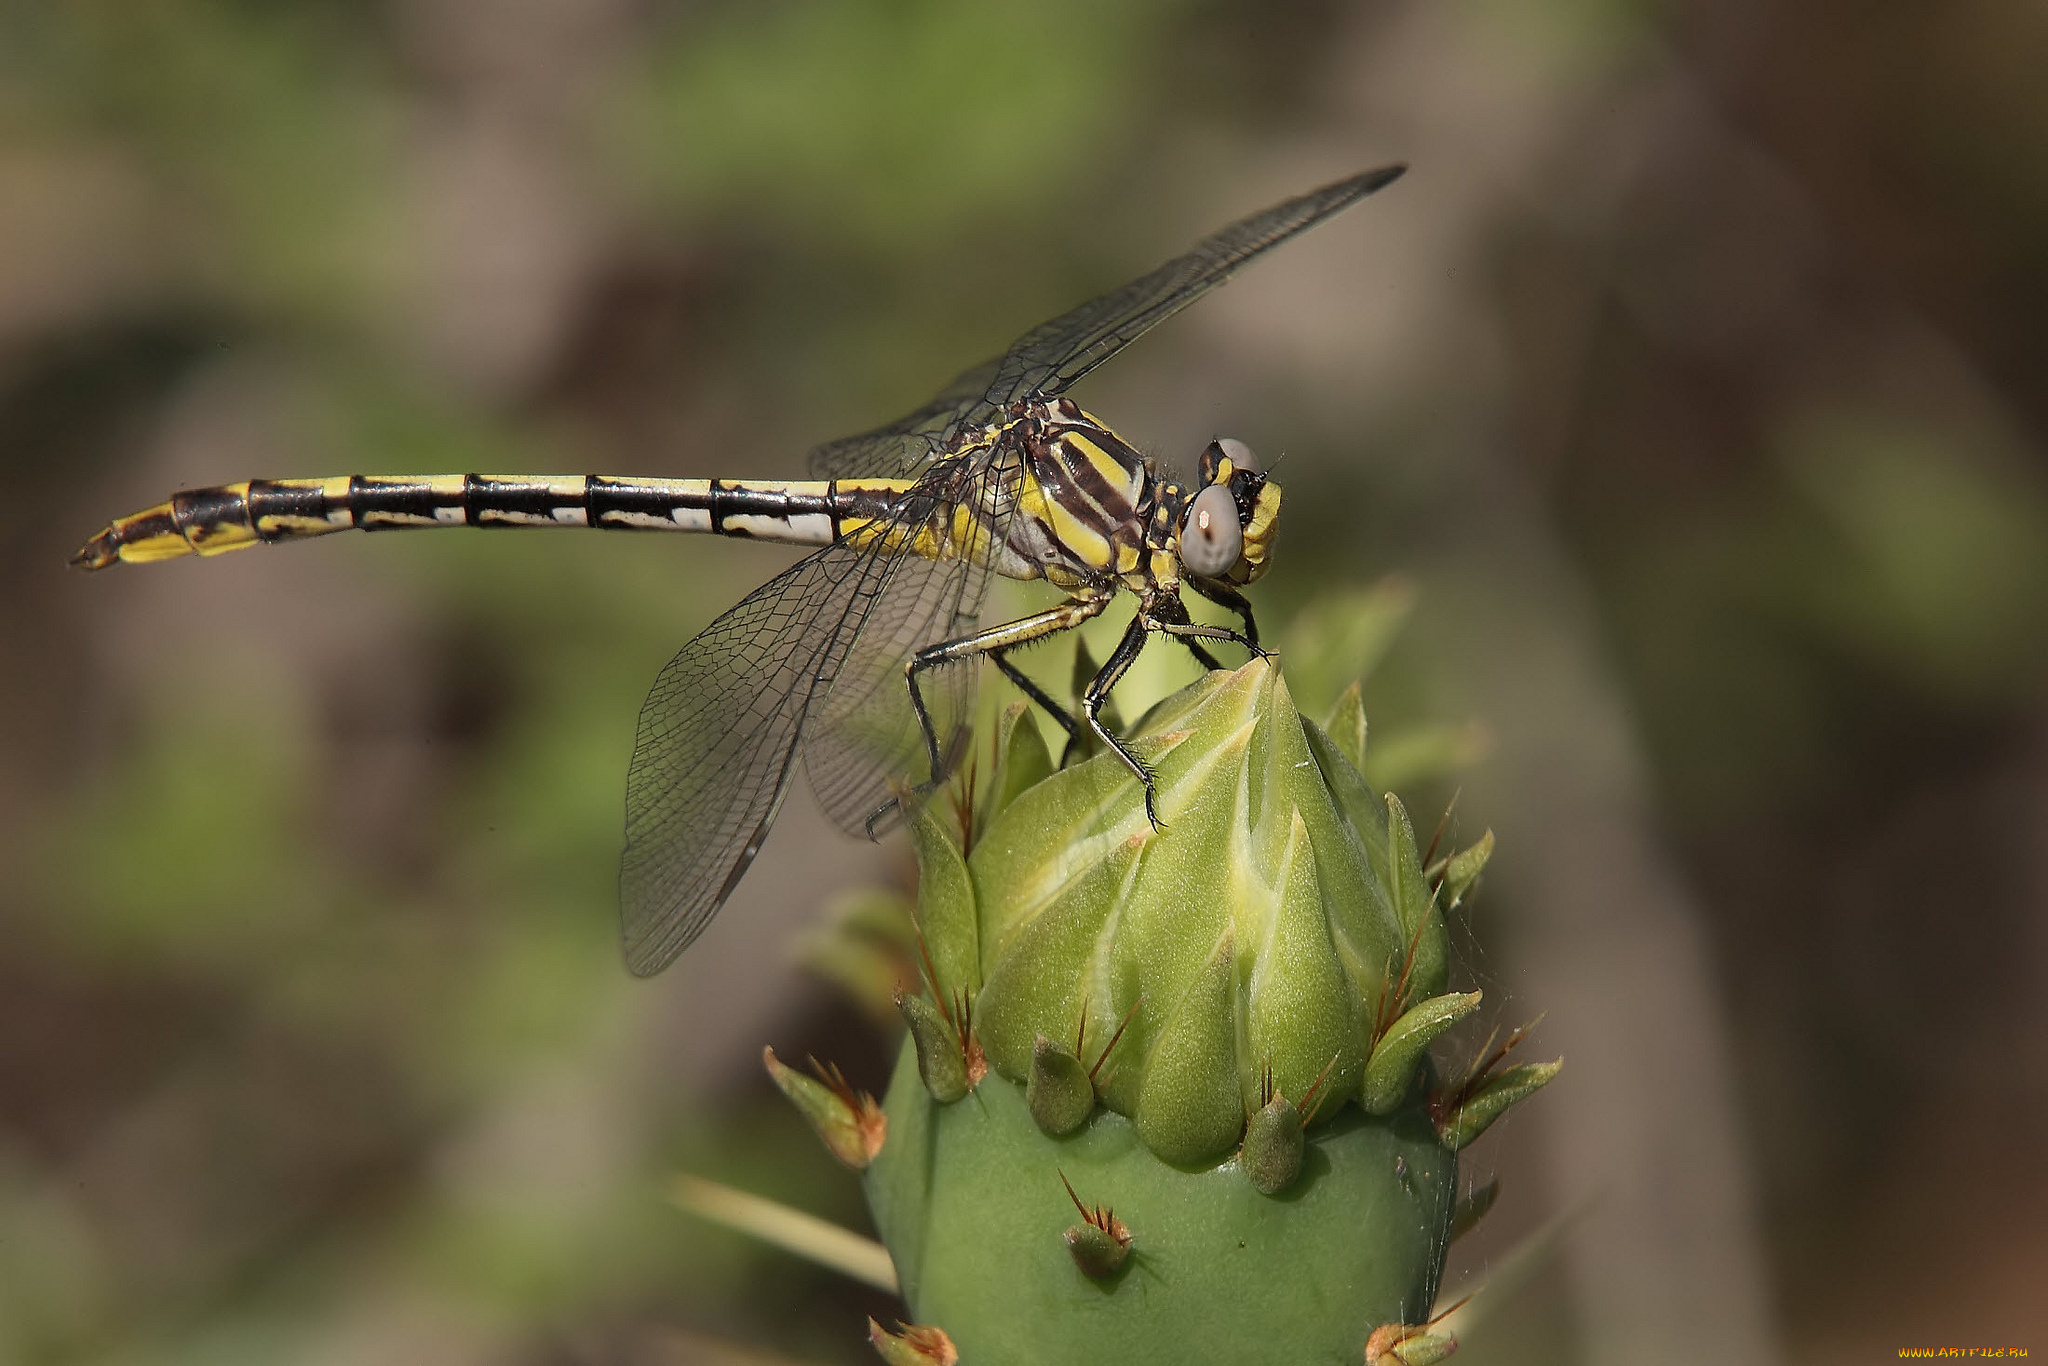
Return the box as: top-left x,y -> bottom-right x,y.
867,1318 -> 958,1366
1242,1094 -> 1305,1195
1027,1033 -> 1095,1136
1363,990 -> 1484,1115
898,993 -> 972,1103
1434,1057 -> 1562,1152
763,1046 -> 887,1169
1062,1221 -> 1131,1278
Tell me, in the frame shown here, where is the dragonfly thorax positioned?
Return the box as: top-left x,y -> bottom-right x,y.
993,398 -> 1281,596
1000,398 -> 1156,589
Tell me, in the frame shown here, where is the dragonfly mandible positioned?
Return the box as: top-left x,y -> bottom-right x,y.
72,163 -> 1407,975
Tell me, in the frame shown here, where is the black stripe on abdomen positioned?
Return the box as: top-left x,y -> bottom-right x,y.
246,480 -> 333,541
464,474 -> 591,527
169,485 -> 256,553
707,480 -> 841,540
349,475 -> 464,529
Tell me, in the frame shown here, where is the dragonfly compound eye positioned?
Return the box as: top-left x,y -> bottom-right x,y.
1199,437 -> 1261,485
1216,437 -> 1260,474
1180,483 -> 1244,578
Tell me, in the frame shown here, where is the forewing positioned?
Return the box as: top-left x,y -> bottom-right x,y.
803,461 -> 1012,835
806,355 -> 1004,480
619,541 -> 893,975
803,547 -> 990,838
983,164 -> 1407,405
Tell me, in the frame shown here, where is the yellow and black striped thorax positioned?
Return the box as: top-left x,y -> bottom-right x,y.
1001,397 -> 1156,588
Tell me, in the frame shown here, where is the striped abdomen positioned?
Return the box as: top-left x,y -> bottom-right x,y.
70,474 -> 939,571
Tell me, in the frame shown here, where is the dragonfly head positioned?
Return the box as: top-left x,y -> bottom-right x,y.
1180,438 -> 1280,585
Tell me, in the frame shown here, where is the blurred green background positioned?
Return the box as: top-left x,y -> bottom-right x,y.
4,2 -> 2045,1363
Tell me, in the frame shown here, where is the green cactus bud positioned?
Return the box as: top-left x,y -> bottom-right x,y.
1027,1033 -> 1093,1136
1436,830 -> 1494,911
969,661 -> 1409,1152
907,804 -> 978,1003
1435,1058 -> 1563,1153
1241,1093 -> 1304,1195
1062,1220 -> 1130,1278
763,1047 -> 886,1171
1058,1170 -> 1132,1278
899,991 -> 972,1103
1364,991 -> 1484,1115
862,660 -> 1519,1362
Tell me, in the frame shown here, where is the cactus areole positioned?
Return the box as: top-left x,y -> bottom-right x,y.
841,659 -> 1541,1363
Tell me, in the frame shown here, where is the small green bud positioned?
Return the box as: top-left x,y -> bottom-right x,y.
1241,1093 -> 1305,1195
1363,991 -> 1483,1115
1448,1176 -> 1500,1243
1058,1170 -> 1132,1279
1435,1058 -> 1563,1152
1027,1033 -> 1093,1135
906,806 -> 978,1000
1062,1220 -> 1131,1278
763,1047 -> 886,1170
866,1318 -> 958,1365
1437,830 -> 1494,910
899,993 -> 970,1103
1384,793 -> 1434,954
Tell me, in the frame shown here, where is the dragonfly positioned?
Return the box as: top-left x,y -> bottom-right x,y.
73,163 -> 1406,975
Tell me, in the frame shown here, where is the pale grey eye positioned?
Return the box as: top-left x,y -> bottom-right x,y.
1179,484 -> 1243,577
1217,438 -> 1260,474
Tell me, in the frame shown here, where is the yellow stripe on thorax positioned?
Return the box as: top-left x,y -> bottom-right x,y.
1017,472 -> 1113,572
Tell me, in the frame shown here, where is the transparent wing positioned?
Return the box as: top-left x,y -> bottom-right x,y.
806,356 -> 1004,480
802,166 -> 1403,482
802,461 -> 1016,834
619,539 -> 899,975
981,164 -> 1407,406
801,550 -> 988,836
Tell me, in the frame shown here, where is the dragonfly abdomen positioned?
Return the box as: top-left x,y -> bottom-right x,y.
71,473 -> 924,570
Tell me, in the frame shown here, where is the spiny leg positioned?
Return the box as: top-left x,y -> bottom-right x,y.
991,651 -> 1084,745
1083,612 -> 1165,829
1153,588 -> 1263,663
1185,576 -> 1267,655
1151,592 -> 1224,670
899,594 -> 1111,803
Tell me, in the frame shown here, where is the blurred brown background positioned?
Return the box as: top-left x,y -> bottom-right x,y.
3,2 -> 2045,1363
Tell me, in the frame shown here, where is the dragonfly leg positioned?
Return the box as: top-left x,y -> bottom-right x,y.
904,593 -> 1111,784
1083,613 -> 1164,829
1150,592 -> 1224,670
1184,577 -> 1267,655
990,651 -> 1084,744
1154,589 -> 1269,672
